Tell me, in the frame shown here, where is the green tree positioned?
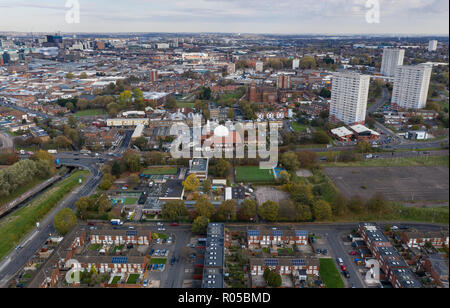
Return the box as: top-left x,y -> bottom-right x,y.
313,131 -> 330,144
215,200 -> 237,221
237,199 -> 258,221
347,195 -> 365,214
210,159 -> 231,178
75,197 -> 92,219
194,196 -> 215,219
280,151 -> 300,171
366,193 -> 387,216
183,174 -> 201,192
202,179 -> 212,193
192,216 -> 209,233
277,171 -> 291,184
54,208 -> 77,235
162,200 -> 188,221
258,201 -> 279,222
97,194 -> 112,214
313,200 -> 332,221
331,193 -> 347,217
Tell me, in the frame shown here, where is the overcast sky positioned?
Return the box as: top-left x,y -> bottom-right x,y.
0,0 -> 448,35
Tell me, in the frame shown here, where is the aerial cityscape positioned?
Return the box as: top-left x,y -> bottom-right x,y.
0,0 -> 448,294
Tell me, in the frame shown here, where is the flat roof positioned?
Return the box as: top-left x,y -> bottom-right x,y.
331,126 -> 354,138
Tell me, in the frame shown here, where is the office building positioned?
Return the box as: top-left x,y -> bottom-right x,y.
329,72 -> 370,125
255,61 -> 264,73
391,64 -> 432,110
292,58 -> 300,70
380,48 -> 405,77
428,40 -> 438,52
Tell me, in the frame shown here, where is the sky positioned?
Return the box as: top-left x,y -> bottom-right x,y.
0,0 -> 448,35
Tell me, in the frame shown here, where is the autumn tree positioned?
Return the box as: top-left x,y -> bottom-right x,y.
162,200 -> 188,221
183,174 -> 200,192
54,208 -> 77,235
258,201 -> 279,222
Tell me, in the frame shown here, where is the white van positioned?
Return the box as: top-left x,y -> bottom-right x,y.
337,258 -> 344,265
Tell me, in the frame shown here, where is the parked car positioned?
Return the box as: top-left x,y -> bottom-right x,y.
170,223 -> 179,227
349,251 -> 359,256
158,264 -> 164,271
316,248 -> 322,254
322,249 -> 328,255
161,249 -> 167,256
170,257 -> 176,265
337,258 -> 344,265
143,279 -> 149,287
341,265 -> 347,271
155,250 -> 160,256
168,237 -> 173,244
149,249 -> 154,256
344,271 -> 350,279
153,264 -> 158,270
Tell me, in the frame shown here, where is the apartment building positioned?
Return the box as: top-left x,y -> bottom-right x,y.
391,64 -> 432,110
380,48 -> 405,77
250,257 -> 319,277
202,223 -> 227,288
247,230 -> 309,248
329,72 -> 370,125
401,230 -> 449,249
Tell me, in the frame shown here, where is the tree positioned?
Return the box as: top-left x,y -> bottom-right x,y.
165,97 -> 178,110
258,201 -> 279,222
192,216 -> 209,233
237,199 -> 258,221
183,174 -> 200,192
210,159 -> 231,178
313,200 -> 332,221
97,194 -> 112,214
331,193 -> 347,217
277,171 -> 291,184
194,196 -> 215,218
215,200 -> 237,221
75,197 -> 92,219
65,72 -> 75,79
297,151 -> 318,169
347,195 -> 365,214
79,72 -> 88,79
54,208 -> 77,235
202,179 -> 212,193
133,137 -> 147,151
162,200 -> 188,221
366,193 -> 387,216
299,56 -> 316,69
280,152 -> 300,171
313,131 -> 330,144
99,174 -> 114,191
122,150 -> 141,172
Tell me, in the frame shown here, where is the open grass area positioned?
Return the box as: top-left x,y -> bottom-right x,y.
74,109 -> 106,117
124,198 -> 138,205
323,155 -> 449,168
152,233 -> 169,240
111,276 -> 121,284
0,170 -> 88,261
319,259 -> 344,289
126,274 -> 140,284
291,122 -> 308,133
142,167 -> 178,175
235,166 -> 275,183
177,101 -> 195,108
150,258 -> 167,264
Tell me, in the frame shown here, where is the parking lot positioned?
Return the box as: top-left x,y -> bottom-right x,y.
255,186 -> 290,205
324,166 -> 449,201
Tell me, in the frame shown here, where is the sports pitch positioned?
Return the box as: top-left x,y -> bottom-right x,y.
235,166 -> 275,183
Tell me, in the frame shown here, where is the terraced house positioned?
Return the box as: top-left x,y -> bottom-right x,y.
247,230 -> 309,248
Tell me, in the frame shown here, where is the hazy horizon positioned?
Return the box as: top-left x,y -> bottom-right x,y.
0,0 -> 449,35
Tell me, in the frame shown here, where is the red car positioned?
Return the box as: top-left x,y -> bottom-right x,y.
349,251 -> 359,256
170,223 -> 179,227
341,265 -> 347,271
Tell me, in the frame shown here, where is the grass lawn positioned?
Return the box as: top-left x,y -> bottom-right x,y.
126,274 -> 140,284
235,166 -> 275,183
319,259 -> 344,289
0,170 -> 88,261
111,276 -> 121,284
90,244 -> 102,251
124,198 -> 138,205
177,101 -> 195,108
150,258 -> 167,264
291,122 -> 308,133
74,109 -> 106,117
142,167 -> 178,175
323,155 -> 449,168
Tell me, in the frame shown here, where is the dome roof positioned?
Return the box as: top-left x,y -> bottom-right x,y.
214,125 -> 229,137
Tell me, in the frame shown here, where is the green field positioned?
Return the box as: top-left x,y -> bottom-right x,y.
324,155 -> 449,168
0,170 -> 88,260
142,167 -> 178,175
235,166 -> 275,183
124,198 -> 138,205
126,274 -> 140,284
177,101 -> 195,108
319,259 -> 345,289
74,109 -> 106,117
111,276 -> 122,284
291,122 -> 308,133
150,258 -> 167,265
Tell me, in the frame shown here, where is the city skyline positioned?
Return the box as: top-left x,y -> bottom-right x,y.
0,0 -> 449,35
